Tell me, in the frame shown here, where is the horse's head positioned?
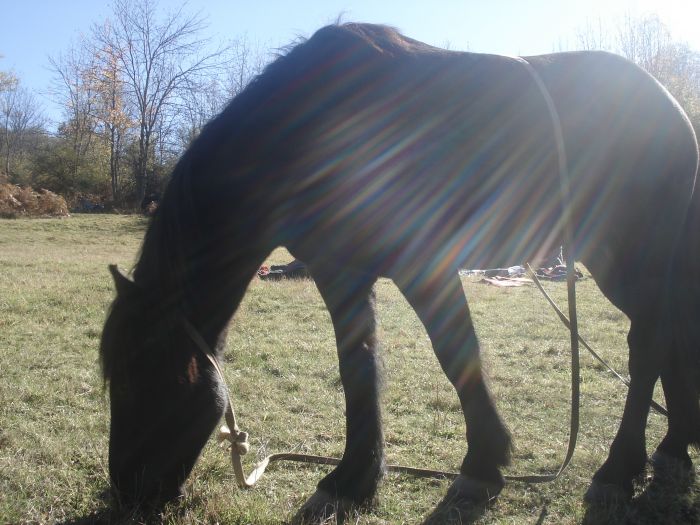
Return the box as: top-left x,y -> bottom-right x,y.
100,265 -> 224,508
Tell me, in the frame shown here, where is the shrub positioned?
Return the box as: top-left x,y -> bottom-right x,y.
0,183 -> 69,218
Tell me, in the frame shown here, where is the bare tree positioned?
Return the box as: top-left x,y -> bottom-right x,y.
94,0 -> 229,204
1,83 -> 46,180
49,42 -> 99,182
575,17 -> 611,51
616,14 -> 673,78
176,75 -> 223,149
656,43 -> 700,132
224,36 -> 266,99
0,62 -> 18,94
89,22 -> 132,202
575,14 -> 700,134
0,66 -> 18,178
176,36 -> 266,150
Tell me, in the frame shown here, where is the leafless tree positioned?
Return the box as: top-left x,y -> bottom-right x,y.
616,14 -> 673,78
93,0 -> 229,203
0,62 -> 18,94
176,75 -> 223,149
49,42 -> 99,182
175,35 -> 266,151
1,83 -> 46,180
575,14 -> 700,134
656,43 -> 700,132
575,17 -> 611,51
89,22 -> 132,202
224,36 -> 267,99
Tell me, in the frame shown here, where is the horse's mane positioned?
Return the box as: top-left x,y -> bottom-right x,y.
134,23 -> 447,283
100,23 -> 450,381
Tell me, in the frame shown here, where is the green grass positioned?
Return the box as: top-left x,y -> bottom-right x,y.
0,214 -> 697,524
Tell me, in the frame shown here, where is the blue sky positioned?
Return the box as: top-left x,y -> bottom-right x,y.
1,0 -> 698,125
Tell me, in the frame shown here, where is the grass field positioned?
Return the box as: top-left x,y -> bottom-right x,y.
0,214 -> 697,524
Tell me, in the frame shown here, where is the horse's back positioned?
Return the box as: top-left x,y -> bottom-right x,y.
196,24 -> 698,285
279,32 -> 562,272
524,51 -> 699,312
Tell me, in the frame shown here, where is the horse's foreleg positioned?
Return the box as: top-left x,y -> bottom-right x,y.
396,273 -> 511,502
301,268 -> 383,515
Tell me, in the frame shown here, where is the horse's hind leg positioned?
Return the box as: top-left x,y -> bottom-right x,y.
297,267 -> 383,517
652,362 -> 697,471
585,308 -> 666,502
396,272 -> 511,502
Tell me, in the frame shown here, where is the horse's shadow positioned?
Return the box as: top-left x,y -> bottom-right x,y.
56,506 -> 190,525
418,466 -> 699,525
56,509 -> 114,525
55,467 -> 700,525
56,505 -> 158,525
419,489 -> 495,525
55,489 -> 187,525
54,488 -> 114,525
419,492 -> 552,525
582,468 -> 699,525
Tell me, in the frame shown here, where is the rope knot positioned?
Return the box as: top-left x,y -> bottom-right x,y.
218,425 -> 250,455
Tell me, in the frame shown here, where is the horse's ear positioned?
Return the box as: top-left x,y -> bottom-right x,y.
108,264 -> 138,297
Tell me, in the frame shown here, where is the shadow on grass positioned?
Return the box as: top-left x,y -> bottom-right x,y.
420,497 -> 549,525
55,488 -> 186,525
57,509 -> 117,525
582,468 -> 700,525
420,493 -> 492,524
56,505 -> 191,525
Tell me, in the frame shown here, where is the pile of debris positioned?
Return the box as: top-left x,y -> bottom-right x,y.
0,183 -> 69,218
71,193 -> 106,213
461,264 -> 583,287
258,259 -> 310,280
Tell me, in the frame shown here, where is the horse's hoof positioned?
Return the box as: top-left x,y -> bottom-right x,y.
583,480 -> 632,505
446,474 -> 504,505
650,450 -> 693,474
290,489 -> 353,524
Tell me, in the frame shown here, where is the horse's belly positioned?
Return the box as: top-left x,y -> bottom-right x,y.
285,170 -> 562,277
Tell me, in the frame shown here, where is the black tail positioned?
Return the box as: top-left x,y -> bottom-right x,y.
669,134 -> 700,446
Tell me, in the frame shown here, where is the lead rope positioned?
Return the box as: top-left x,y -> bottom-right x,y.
183,266 -> 581,485
183,270 -> 581,487
524,265 -> 668,418
183,318 -> 464,486
514,57 -> 667,420
503,56 -> 580,482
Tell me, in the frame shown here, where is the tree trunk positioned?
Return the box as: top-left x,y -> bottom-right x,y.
135,124 -> 148,206
110,125 -> 118,201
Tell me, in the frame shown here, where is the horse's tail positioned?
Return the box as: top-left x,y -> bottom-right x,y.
668,127 -> 700,447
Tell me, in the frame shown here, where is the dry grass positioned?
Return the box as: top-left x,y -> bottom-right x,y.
0,183 -> 69,218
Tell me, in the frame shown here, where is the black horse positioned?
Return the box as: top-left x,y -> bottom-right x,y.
100,23 -> 700,517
